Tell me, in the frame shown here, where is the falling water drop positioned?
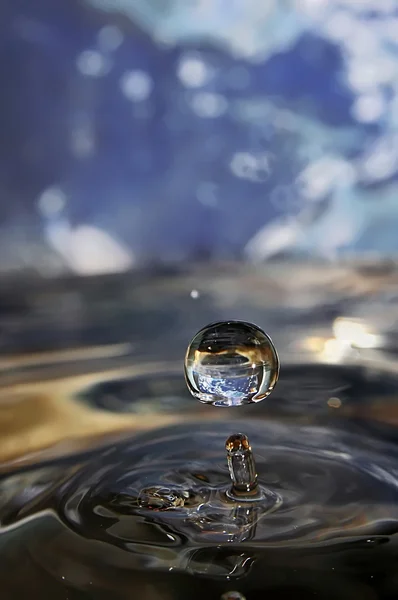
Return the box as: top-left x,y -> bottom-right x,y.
184,321 -> 279,407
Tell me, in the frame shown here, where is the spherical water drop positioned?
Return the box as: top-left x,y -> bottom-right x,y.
184,321 -> 279,407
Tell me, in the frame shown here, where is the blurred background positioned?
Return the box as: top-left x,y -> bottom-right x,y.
2,0 -> 398,276
2,0 -> 398,466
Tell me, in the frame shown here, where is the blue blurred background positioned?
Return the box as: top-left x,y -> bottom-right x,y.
1,0 -> 398,276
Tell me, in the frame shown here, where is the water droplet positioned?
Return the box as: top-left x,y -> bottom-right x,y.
328,397 -> 342,408
138,486 -> 189,510
184,321 -> 279,407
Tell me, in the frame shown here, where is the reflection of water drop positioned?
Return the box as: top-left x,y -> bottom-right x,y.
221,592 -> 246,600
138,486 -> 189,510
187,548 -> 254,579
184,321 -> 279,407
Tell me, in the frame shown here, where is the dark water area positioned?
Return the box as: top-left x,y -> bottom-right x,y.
1,264 -> 398,598
2,406 -> 398,599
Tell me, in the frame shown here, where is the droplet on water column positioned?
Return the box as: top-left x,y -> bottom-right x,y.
226,433 -> 258,497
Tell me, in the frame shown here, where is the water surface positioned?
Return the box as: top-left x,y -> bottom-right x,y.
1,263 -> 398,598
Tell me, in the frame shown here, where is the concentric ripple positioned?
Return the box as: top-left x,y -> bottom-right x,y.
57,420 -> 398,560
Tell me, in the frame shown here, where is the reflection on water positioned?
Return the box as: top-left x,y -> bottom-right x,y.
2,263 -> 398,598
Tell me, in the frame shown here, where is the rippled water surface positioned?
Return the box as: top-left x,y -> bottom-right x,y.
2,264 -> 398,599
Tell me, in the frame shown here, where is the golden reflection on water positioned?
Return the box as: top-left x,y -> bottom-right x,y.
2,324 -> 398,468
0,390 -> 181,466
0,345 -> 189,467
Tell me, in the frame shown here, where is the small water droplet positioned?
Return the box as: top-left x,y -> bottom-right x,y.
184,321 -> 279,407
328,397 -> 342,408
138,486 -> 189,510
